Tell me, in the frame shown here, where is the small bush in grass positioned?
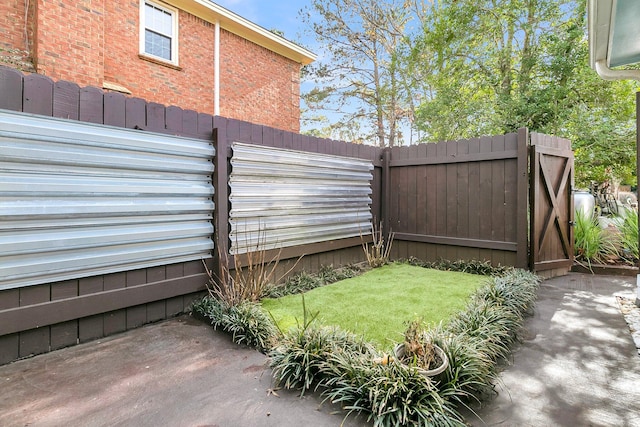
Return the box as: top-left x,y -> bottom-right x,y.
479,269 -> 541,316
193,296 -> 278,352
446,300 -> 518,362
426,328 -> 497,408
317,263 -> 361,283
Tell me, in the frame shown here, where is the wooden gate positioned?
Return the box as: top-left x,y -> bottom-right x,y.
529,133 -> 574,276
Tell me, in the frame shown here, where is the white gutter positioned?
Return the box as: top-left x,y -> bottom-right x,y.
588,0 -> 640,81
594,60 -> 640,81
214,20 -> 220,116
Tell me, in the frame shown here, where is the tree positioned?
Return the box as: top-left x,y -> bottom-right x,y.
300,0 -> 413,147
411,0 -> 638,186
301,0 -> 638,185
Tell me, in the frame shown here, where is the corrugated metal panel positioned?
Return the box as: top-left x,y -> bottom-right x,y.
229,142 -> 372,254
0,110 -> 215,290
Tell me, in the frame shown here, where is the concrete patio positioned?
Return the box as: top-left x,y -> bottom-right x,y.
1,273 -> 639,426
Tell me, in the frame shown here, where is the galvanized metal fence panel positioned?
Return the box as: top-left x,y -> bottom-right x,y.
0,110 -> 215,289
229,142 -> 373,254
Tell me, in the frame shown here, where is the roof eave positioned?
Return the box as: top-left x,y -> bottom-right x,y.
588,0 -> 640,81
165,0 -> 317,65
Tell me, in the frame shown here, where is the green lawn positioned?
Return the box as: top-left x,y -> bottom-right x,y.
262,263 -> 486,350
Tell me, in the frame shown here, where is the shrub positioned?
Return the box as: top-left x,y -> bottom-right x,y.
619,208 -> 639,262
322,350 -> 464,427
270,323 -> 377,393
482,269 -> 541,315
426,328 -> 497,407
362,221 -> 395,268
574,209 -> 618,265
446,300 -> 518,362
405,257 -> 511,276
193,296 -> 279,352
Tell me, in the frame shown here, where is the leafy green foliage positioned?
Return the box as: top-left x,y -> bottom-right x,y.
433,269 -> 540,406
322,351 -> 464,427
302,0 -> 639,183
270,323 -> 378,393
427,330 -> 497,407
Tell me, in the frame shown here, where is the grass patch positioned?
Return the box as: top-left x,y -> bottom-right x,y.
262,263 -> 486,350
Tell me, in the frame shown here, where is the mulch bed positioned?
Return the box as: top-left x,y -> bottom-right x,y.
571,263 -> 639,277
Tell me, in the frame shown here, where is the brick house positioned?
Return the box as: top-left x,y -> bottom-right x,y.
0,0 -> 315,132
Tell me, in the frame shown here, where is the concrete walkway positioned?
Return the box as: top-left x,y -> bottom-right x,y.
0,316 -> 367,427
469,273 -> 640,427
1,273 -> 639,426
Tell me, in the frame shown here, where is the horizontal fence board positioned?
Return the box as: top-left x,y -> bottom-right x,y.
394,232 -> 517,251
0,273 -> 207,336
388,149 -> 518,167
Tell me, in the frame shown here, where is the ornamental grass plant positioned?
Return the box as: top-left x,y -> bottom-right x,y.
573,209 -> 619,266
619,208 -> 639,262
195,258 -> 541,426
267,262 -> 541,426
191,296 -> 279,352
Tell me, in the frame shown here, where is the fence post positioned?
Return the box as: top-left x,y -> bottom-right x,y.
382,147 -> 391,238
213,117 -> 230,281
636,92 -> 640,306
517,128 -> 530,269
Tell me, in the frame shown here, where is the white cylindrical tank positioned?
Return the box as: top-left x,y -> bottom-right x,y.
574,191 -> 595,218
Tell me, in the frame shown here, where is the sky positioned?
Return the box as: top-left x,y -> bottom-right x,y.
213,0 -> 318,53
213,0 -> 330,133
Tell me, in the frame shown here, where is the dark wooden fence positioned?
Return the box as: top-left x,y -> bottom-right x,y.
0,66 -> 381,364
385,130 -> 529,269
0,65 -> 571,364
0,67 -> 216,365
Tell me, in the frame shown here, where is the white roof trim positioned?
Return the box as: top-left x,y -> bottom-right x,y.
166,0 -> 316,65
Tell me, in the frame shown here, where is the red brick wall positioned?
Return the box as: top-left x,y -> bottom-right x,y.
0,0 -> 36,71
103,4 -> 216,115
220,31 -> 301,132
0,0 -> 302,132
34,0 -> 105,87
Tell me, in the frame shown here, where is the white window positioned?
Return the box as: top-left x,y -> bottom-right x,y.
140,1 -> 178,65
